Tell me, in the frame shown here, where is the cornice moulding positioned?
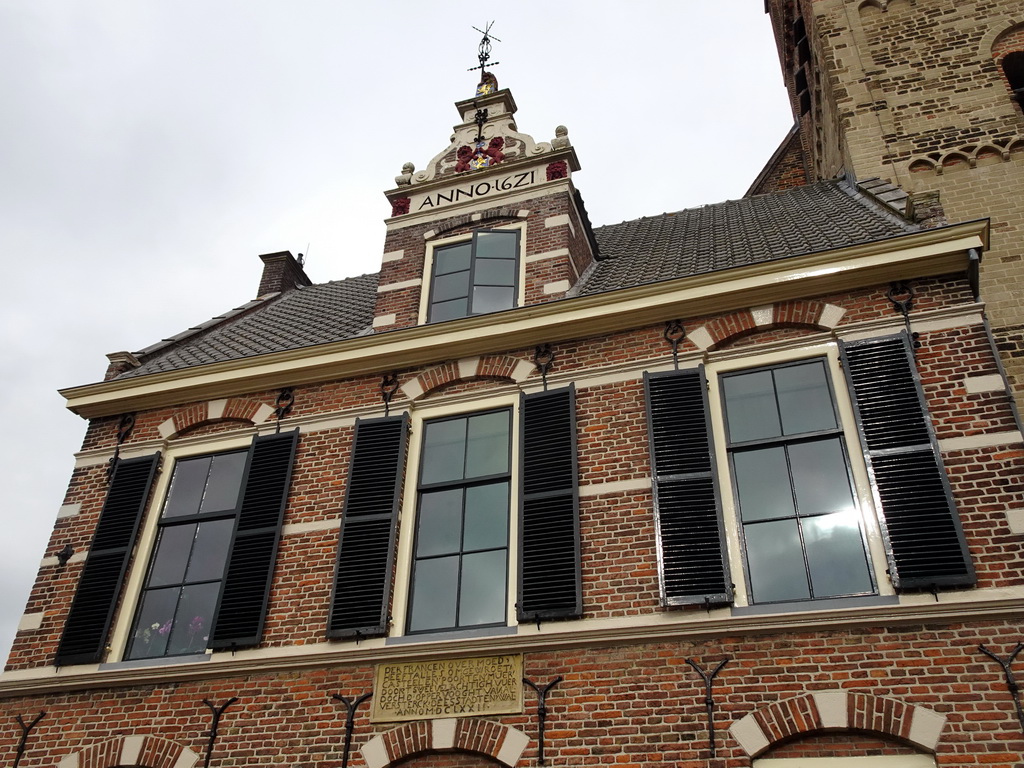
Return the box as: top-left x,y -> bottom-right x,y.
60,221 -> 988,419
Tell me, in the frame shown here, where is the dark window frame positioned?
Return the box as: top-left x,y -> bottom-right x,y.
406,407 -> 514,634
719,356 -> 877,606
426,228 -> 521,322
124,449 -> 248,660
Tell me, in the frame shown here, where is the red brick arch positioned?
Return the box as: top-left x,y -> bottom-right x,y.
690,300 -> 842,351
360,718 -> 529,767
401,355 -> 532,401
729,691 -> 945,758
60,735 -> 199,768
159,397 -> 273,439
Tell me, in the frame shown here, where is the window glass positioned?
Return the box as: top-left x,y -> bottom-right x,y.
722,359 -> 874,605
126,449 -> 246,659
428,230 -> 519,322
408,409 -> 512,633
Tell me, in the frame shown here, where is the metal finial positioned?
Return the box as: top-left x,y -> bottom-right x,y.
468,22 -> 501,75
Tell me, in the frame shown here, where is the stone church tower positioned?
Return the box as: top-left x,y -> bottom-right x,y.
759,0 -> 1024,400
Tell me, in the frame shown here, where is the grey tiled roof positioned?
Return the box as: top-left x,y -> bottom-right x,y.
118,273 -> 378,378
119,179 -> 916,379
578,179 -> 917,295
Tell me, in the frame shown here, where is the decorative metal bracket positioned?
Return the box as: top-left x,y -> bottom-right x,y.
474,108 -> 489,143
381,374 -> 400,417
468,21 -> 501,76
686,657 -> 730,758
202,697 -> 238,768
107,413 -> 136,480
332,692 -> 373,768
273,389 -> 294,433
979,643 -> 1024,735
12,712 -> 45,768
56,544 -> 74,569
533,344 -> 555,391
887,282 -> 921,356
664,320 -> 685,370
523,676 -> 562,765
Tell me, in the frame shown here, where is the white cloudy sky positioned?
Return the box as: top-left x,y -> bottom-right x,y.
0,2 -> 793,663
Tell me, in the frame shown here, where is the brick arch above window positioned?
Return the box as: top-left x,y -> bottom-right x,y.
157,397 -> 276,439
687,300 -> 845,351
399,355 -> 535,401
360,718 -> 530,768
58,735 -> 200,768
425,208 -> 529,241
729,690 -> 946,758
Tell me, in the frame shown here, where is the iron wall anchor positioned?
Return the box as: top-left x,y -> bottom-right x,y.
12,712 -> 45,768
686,657 -> 730,758
979,643 -> 1024,735
523,676 -> 562,765
332,692 -> 373,768
201,697 -> 238,768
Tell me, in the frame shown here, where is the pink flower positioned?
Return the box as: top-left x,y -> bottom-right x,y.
158,620 -> 172,635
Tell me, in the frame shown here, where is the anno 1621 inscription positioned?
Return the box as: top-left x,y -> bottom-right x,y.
372,654 -> 524,722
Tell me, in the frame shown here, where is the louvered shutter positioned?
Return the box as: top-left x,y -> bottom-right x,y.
55,453 -> 160,666
644,368 -> 732,606
328,415 -> 409,638
209,430 -> 298,649
518,386 -> 582,621
840,333 -> 974,589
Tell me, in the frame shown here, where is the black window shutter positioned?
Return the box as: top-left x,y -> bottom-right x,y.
840,333 -> 975,589
518,385 -> 582,621
327,415 -> 409,638
644,368 -> 732,606
55,453 -> 161,666
209,429 -> 299,649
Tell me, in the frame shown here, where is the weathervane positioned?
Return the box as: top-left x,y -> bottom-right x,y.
468,22 -> 501,95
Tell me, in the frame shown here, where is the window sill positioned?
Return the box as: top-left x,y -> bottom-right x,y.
730,595 -> 898,617
386,625 -> 517,646
99,652 -> 211,671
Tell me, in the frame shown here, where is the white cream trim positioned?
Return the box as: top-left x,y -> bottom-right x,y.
731,714 -> 771,756
173,748 -> 201,768
382,249 -> 405,263
432,718 -> 457,749
818,303 -> 846,328
543,280 -> 570,295
208,399 -> 227,419
1005,509 -> 1024,534
58,753 -> 78,768
5,585 -> 1024,695
939,430 -> 1023,452
377,278 -> 423,293
458,356 -> 480,379
282,518 -> 339,536
120,735 -> 145,766
17,612 -> 43,632
158,417 -> 177,439
524,247 -> 569,264
471,213 -> 483,222
495,726 -> 530,766
751,305 -> 774,326
516,209 -> 530,218
578,478 -> 651,498
511,358 -> 534,383
908,706 -> 946,751
62,223 -> 987,418
401,377 -> 425,401
56,503 -> 81,519
253,403 -> 275,424
964,374 -> 1006,394
372,314 -> 397,329
689,326 -> 715,350
360,736 -> 389,768
812,690 -> 847,728
544,213 -> 571,231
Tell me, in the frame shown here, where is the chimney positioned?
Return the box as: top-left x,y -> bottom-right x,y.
257,251 -> 312,297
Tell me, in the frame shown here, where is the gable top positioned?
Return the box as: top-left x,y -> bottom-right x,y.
108,178 -> 919,382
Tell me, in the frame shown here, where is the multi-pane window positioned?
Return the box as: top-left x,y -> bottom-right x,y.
427,230 -> 519,322
720,359 -> 875,604
407,409 -> 511,633
126,451 -> 246,659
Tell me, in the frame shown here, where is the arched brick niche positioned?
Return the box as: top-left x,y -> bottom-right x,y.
400,355 -> 534,401
688,300 -> 845,352
360,718 -> 529,768
157,397 -> 275,439
58,735 -> 200,768
729,691 -> 946,758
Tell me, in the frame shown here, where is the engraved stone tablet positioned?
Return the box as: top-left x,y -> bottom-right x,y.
372,654 -> 523,722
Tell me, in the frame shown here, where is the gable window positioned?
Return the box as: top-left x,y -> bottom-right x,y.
720,359 -> 874,604
427,229 -> 519,322
407,409 -> 512,633
1002,51 -> 1024,105
125,451 -> 246,659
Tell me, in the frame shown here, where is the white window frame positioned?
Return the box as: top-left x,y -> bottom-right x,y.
106,434 -> 253,661
417,221 -> 527,325
705,343 -> 894,608
390,393 -> 522,636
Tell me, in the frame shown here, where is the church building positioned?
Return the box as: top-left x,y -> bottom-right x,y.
3,3 -> 1024,766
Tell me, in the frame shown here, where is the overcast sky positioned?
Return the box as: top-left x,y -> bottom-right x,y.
0,2 -> 794,664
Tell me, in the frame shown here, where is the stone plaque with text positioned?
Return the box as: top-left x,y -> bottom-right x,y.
371,654 -> 523,722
